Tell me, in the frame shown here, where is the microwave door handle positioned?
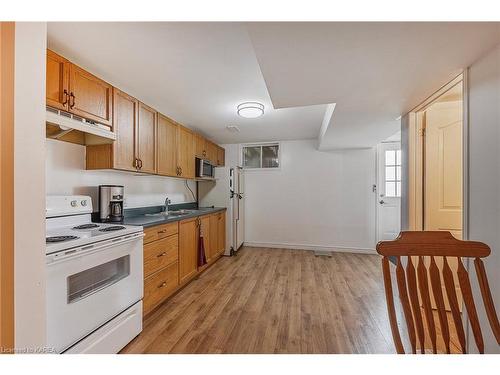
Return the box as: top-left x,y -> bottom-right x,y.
47,233 -> 145,265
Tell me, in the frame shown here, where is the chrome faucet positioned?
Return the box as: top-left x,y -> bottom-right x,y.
164,197 -> 171,213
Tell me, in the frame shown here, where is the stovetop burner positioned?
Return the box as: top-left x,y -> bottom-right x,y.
73,224 -> 100,230
46,235 -> 80,243
99,226 -> 126,232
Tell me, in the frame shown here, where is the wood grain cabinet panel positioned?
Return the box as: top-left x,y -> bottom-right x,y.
143,222 -> 179,244
216,146 -> 225,166
144,235 -> 178,278
143,262 -> 179,315
179,218 -> 199,284
111,88 -> 138,171
217,212 -> 226,255
207,141 -> 218,165
157,114 -> 178,177
208,214 -> 218,262
200,215 -> 211,263
68,63 -> 113,126
194,133 -> 207,159
46,50 -> 70,111
137,102 -> 157,174
177,126 -> 195,179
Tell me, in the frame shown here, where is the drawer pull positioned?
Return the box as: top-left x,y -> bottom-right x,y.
158,281 -> 167,289
157,252 -> 167,258
158,230 -> 167,234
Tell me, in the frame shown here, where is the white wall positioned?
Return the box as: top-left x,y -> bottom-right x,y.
46,139 -> 197,210
467,44 -> 500,354
14,22 -> 47,350
242,139 -> 377,253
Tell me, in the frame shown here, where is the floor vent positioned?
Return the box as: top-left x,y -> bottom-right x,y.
314,250 -> 332,257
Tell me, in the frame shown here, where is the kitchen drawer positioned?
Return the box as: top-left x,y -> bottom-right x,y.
143,222 -> 178,244
143,262 -> 179,315
143,234 -> 178,278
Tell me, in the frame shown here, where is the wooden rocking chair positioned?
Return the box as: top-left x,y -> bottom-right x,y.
376,231 -> 500,354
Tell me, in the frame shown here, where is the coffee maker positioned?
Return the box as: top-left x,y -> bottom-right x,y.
99,185 -> 124,222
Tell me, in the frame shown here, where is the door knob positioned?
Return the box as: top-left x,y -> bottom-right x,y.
379,200 -> 385,204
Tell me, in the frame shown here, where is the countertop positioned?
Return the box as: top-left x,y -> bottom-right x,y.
122,206 -> 227,228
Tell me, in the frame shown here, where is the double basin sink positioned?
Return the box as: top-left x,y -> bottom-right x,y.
144,209 -> 196,218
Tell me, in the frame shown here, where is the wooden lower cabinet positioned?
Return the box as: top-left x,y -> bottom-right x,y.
142,210 -> 226,317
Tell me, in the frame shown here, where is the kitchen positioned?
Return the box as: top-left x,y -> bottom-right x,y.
2,10 -> 500,374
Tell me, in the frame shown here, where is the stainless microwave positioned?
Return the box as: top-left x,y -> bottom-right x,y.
196,158 -> 215,179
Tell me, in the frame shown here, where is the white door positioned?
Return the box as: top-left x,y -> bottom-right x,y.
377,142 -> 402,242
424,100 -> 463,239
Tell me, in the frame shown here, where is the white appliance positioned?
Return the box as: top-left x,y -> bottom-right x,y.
199,166 -> 244,255
46,106 -> 116,144
45,195 -> 144,354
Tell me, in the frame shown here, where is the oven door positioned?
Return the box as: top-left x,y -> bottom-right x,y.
46,233 -> 144,353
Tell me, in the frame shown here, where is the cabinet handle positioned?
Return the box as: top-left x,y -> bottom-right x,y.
69,92 -> 75,109
138,159 -> 143,169
158,281 -> 167,289
62,89 -> 69,106
158,230 -> 167,234
157,252 -> 167,258
179,167 -> 183,176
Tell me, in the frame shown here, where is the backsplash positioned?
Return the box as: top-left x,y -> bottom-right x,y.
46,139 -> 197,211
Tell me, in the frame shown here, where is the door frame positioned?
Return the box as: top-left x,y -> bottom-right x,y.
0,21 -> 15,351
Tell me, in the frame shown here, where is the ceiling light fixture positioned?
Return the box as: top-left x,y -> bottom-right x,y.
237,102 -> 264,118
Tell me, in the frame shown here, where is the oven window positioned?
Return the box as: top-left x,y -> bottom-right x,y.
67,255 -> 130,304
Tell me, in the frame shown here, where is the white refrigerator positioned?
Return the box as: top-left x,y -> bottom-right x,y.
199,166 -> 244,255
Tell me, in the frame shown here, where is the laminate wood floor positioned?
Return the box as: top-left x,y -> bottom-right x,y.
122,247 -> 403,354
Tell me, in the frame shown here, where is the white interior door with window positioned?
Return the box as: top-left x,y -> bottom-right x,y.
377,142 -> 402,242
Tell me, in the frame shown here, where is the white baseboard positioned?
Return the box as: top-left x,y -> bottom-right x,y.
243,241 -> 377,255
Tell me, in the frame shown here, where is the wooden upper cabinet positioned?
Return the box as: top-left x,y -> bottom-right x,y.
179,218 -> 199,284
46,50 -> 70,111
112,88 -> 138,171
195,133 -> 207,159
137,102 -> 157,174
157,114 -> 178,177
207,141 -> 218,165
68,63 -> 113,126
177,126 -> 195,179
217,146 -> 225,166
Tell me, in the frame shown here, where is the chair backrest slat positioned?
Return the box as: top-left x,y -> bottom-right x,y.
382,256 -> 405,354
376,231 -> 499,354
417,256 -> 437,353
457,257 -> 484,353
474,258 -> 500,344
406,256 -> 426,353
429,256 -> 451,353
442,257 -> 467,353
396,257 -> 417,354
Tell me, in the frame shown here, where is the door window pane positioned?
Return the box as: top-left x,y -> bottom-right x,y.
243,146 -> 261,168
396,150 -> 402,165
262,145 -> 279,168
385,166 -> 396,180
385,150 -> 396,166
386,181 -> 396,197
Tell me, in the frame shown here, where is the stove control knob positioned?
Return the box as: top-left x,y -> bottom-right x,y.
71,200 -> 78,207
81,200 -> 87,207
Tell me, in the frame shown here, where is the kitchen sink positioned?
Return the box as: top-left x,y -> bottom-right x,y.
144,209 -> 195,218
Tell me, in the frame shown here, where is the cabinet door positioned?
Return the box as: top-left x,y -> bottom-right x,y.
69,63 -> 113,126
157,114 -> 178,177
217,146 -> 225,166
209,214 -> 218,262
206,141 -> 218,165
200,215 -> 211,263
177,125 -> 195,179
217,212 -> 226,255
112,88 -> 137,171
137,102 -> 157,174
46,50 -> 70,111
195,133 -> 207,159
179,218 -> 199,284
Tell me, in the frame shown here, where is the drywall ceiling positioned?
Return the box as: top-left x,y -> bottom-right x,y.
48,22 -> 500,149
47,22 -> 326,144
246,22 -> 500,149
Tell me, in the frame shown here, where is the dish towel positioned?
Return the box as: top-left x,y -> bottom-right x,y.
198,226 -> 207,267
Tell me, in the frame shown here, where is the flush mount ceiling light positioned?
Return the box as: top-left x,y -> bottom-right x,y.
237,102 -> 264,118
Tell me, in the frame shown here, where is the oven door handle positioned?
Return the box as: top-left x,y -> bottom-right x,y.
47,232 -> 145,265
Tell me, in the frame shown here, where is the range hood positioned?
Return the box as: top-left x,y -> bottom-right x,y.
46,107 -> 116,145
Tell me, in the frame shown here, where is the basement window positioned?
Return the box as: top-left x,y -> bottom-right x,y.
242,143 -> 280,169
385,149 -> 401,197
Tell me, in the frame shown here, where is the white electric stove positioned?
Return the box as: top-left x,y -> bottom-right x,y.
45,195 -> 144,354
